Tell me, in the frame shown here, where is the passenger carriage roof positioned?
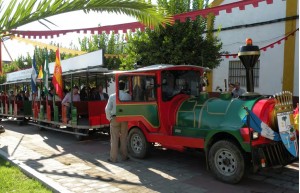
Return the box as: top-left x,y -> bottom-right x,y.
1,79 -> 31,85
62,67 -> 110,77
106,64 -> 209,75
4,50 -> 106,83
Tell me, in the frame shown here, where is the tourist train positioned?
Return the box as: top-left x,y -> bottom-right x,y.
0,42 -> 298,183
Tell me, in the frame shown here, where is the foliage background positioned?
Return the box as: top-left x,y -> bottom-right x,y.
0,0 -> 222,86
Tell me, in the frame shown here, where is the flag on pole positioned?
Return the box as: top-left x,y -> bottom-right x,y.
31,53 -> 38,93
52,48 -> 63,99
37,65 -> 43,79
43,50 -> 50,95
242,107 -> 281,141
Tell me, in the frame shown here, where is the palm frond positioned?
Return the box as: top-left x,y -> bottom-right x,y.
0,0 -> 172,36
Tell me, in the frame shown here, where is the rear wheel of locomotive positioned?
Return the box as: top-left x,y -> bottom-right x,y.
127,127 -> 150,158
208,140 -> 245,184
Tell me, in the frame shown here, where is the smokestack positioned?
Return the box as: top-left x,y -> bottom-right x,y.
238,38 -> 260,92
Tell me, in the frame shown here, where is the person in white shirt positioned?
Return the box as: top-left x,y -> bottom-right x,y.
62,86 -> 80,121
105,80 -> 131,163
62,86 -> 80,105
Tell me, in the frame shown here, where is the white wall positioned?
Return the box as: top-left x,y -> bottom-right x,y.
212,0 -> 298,95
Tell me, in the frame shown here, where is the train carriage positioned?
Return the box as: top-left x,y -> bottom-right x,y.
112,40 -> 298,183
27,50 -> 113,140
1,50 -> 113,139
29,66 -> 112,140
0,69 -> 32,125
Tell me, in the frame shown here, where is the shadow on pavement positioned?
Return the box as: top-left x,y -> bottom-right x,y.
1,120 -> 299,193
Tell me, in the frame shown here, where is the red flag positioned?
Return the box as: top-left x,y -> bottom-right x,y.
52,48 -> 63,99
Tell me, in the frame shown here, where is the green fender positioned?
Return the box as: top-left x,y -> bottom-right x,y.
204,130 -> 251,153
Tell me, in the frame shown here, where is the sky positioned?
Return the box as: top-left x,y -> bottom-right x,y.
2,11 -> 137,61
2,0 -> 214,61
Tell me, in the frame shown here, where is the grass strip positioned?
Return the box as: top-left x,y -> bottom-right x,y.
0,156 -> 52,193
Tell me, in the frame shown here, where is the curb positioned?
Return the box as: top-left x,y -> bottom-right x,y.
0,149 -> 72,193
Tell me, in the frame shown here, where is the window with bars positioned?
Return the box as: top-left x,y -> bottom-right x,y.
228,60 -> 260,87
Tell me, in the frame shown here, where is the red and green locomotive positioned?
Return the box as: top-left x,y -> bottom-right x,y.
114,40 -> 298,183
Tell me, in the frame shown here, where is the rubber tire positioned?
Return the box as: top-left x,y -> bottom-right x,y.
127,128 -> 149,159
0,125 -> 5,133
17,120 -> 23,126
75,129 -> 85,141
37,121 -> 45,131
208,140 -> 245,184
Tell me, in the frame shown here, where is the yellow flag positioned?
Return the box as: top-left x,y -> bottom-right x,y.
37,65 -> 43,79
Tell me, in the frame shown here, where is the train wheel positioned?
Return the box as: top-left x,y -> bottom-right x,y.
208,140 -> 245,184
75,129 -> 86,141
128,128 -> 149,158
17,120 -> 23,126
0,125 -> 5,133
37,121 -> 45,131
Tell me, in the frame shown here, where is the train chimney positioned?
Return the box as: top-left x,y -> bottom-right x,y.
238,38 -> 260,92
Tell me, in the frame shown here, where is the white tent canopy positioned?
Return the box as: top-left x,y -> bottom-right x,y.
6,50 -> 104,83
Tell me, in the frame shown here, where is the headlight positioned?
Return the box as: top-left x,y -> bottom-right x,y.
252,131 -> 259,140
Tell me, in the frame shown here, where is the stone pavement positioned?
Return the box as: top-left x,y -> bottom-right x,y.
0,121 -> 299,193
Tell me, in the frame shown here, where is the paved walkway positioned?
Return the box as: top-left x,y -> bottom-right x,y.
0,122 -> 299,193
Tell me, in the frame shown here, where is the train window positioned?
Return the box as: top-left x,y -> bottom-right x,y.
118,75 -> 156,102
118,77 -> 131,102
162,70 -> 201,101
132,76 -> 156,102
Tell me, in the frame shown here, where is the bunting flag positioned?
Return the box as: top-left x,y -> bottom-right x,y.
221,28 -> 299,58
52,48 -> 63,99
9,0 -> 273,39
31,53 -> 38,93
242,107 -> 281,141
43,50 -> 50,95
37,65 -> 43,79
11,36 -> 87,55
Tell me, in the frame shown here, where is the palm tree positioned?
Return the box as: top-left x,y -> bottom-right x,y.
0,0 -> 171,36
0,0 -> 171,132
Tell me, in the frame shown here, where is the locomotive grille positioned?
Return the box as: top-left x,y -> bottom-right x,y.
252,142 -> 297,168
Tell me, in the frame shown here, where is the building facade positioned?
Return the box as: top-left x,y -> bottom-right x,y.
210,0 -> 298,97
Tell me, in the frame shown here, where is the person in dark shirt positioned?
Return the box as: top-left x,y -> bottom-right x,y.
80,86 -> 88,101
94,85 -> 109,101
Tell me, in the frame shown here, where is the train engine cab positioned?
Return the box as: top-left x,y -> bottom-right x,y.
114,64 -> 298,184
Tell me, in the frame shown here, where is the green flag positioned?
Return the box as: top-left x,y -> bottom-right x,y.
43,50 -> 50,95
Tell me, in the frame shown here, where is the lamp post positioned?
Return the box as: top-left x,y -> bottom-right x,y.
238,38 -> 260,93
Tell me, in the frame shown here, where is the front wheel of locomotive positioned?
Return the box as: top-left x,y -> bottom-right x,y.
127,127 -> 150,159
208,140 -> 245,184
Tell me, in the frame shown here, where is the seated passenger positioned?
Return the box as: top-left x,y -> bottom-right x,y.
62,86 -> 80,121
162,79 -> 180,100
94,85 -> 109,101
80,86 -> 88,101
89,87 -> 97,100
48,88 -> 61,101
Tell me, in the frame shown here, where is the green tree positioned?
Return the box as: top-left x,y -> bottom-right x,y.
0,0 -> 170,81
78,32 -> 126,70
121,0 -> 222,69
